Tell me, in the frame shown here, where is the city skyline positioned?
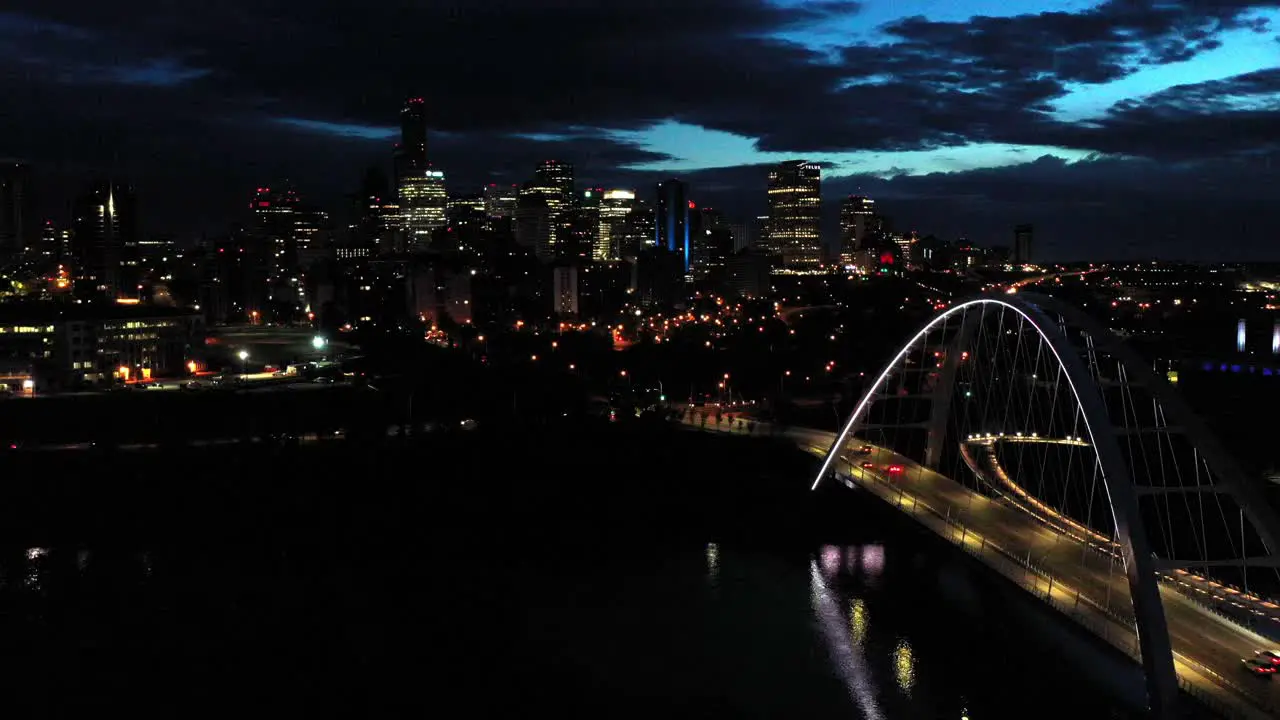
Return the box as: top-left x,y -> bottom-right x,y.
2,1 -> 1279,259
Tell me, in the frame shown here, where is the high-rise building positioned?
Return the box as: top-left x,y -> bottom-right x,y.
395,97 -> 428,181
839,195 -> 875,266
574,187 -> 604,260
400,169 -> 447,250
353,167 -> 400,255
1013,224 -> 1033,264
692,207 -> 732,281
72,181 -> 137,297
249,185 -> 300,294
766,160 -> 822,270
655,179 -> 690,272
534,160 -> 574,207
483,183 -> 519,224
0,162 -> 34,256
447,193 -> 486,227
519,177 -> 564,257
514,190 -> 553,260
596,189 -> 635,262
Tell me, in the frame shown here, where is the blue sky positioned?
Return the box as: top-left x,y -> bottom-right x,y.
597,1 -> 1280,178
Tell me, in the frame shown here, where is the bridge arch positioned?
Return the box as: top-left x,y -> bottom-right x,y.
813,293 -> 1187,715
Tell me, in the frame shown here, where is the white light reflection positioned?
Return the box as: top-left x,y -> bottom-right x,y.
810,558 -> 884,720
892,639 -> 916,695
705,542 -> 720,586
861,545 -> 885,577
820,545 -> 842,576
24,547 -> 47,591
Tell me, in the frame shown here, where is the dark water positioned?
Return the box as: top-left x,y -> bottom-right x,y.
0,510 -> 1136,717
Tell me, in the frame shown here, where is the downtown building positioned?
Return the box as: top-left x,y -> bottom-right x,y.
839,195 -> 876,267
72,181 -> 139,299
765,160 -> 822,271
655,179 -> 691,273
395,97 -> 447,250
0,162 -> 34,257
595,189 -> 635,261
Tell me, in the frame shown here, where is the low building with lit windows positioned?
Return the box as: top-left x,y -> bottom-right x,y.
0,303 -> 203,391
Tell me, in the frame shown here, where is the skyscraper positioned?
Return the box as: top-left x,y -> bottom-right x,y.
1013,224 -> 1033,264
514,190 -> 553,260
72,181 -> 137,297
766,160 -> 822,270
655,179 -> 690,272
573,187 -> 604,260
534,160 -> 574,206
596,189 -> 635,261
395,97 -> 428,181
400,169 -> 447,250
0,162 -> 33,256
483,184 -> 519,224
839,195 -> 875,266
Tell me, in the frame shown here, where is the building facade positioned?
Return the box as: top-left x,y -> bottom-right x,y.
765,161 -> 822,270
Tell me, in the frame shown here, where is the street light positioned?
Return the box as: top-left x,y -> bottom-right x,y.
312,335 -> 326,350
238,350 -> 249,374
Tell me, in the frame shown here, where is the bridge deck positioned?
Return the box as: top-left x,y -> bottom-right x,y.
682,414 -> 1280,720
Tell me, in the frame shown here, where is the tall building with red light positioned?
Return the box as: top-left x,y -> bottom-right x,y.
395,97 -> 428,179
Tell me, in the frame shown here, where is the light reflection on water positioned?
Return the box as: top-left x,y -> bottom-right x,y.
849,598 -> 868,647
25,547 -> 48,591
705,542 -> 720,586
893,639 -> 915,695
810,555 -> 884,720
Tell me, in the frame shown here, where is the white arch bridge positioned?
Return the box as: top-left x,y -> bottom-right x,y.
688,293 -> 1280,719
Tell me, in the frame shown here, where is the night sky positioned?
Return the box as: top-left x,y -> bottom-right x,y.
3,1 -> 1279,260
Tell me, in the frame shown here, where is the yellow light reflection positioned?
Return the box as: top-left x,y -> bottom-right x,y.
893,639 -> 915,694
849,598 -> 868,647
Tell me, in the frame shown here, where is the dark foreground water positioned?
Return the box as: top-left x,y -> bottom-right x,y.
0,528 -> 1137,716
0,427 -> 1140,717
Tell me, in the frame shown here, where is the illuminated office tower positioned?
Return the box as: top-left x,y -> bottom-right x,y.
596,189 -> 635,261
400,168 -> 447,251
483,183 -> 518,224
534,160 -> 574,207
766,160 -> 822,270
839,195 -> 875,266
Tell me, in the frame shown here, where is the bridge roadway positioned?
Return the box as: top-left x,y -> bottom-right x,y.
680,413 -> 1280,719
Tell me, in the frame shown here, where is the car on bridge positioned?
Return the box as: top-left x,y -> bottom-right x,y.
857,445 -> 873,455
1242,657 -> 1277,677
860,461 -> 875,469
1256,649 -> 1280,665
886,464 -> 904,474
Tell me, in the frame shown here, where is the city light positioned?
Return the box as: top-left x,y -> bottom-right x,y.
312,335 -> 326,349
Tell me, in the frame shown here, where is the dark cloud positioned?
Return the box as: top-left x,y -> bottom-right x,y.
1,1 -> 1279,252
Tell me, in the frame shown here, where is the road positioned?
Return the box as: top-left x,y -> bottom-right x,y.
679,411 -> 1280,718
